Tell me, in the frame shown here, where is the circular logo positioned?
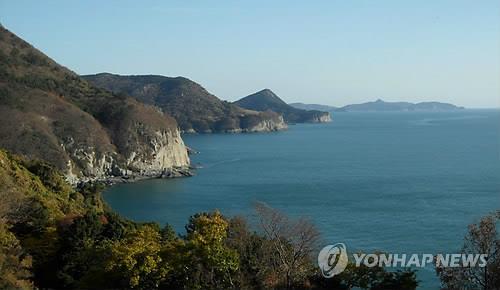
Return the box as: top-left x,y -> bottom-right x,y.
318,243 -> 348,278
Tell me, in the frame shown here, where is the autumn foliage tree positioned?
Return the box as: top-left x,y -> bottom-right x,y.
105,225 -> 170,289
179,211 -> 239,289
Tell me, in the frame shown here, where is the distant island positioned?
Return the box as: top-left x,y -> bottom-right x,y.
235,89 -> 332,123
291,99 -> 464,112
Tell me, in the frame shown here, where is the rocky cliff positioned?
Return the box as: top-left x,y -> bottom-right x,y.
123,128 -> 190,177
245,115 -> 287,132
63,126 -> 190,184
0,27 -> 190,184
225,112 -> 287,133
310,113 -> 332,123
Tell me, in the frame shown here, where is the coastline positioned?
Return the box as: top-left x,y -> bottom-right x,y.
78,166 -> 195,187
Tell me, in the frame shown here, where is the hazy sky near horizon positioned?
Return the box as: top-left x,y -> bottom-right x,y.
1,1 -> 499,108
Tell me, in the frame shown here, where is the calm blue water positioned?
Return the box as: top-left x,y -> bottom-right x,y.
105,110 -> 500,289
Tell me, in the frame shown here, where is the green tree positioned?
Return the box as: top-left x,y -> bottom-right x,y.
0,221 -> 32,290
226,215 -> 281,289
311,260 -> 418,290
170,211 -> 239,290
56,211 -> 106,287
105,225 -> 170,289
53,211 -> 135,288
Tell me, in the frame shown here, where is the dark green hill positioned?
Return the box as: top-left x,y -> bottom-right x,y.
0,27 -> 189,182
83,73 -> 287,133
235,89 -> 331,123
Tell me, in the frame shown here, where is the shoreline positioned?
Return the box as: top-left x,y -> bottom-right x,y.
77,166 -> 195,187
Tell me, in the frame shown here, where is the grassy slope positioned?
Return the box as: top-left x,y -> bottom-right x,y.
0,150 -> 88,223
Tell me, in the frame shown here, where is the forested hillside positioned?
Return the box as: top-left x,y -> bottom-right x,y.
83,73 -> 287,133
0,27 -> 190,183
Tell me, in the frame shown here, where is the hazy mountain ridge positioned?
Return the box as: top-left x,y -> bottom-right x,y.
289,102 -> 337,112
0,27 -> 190,183
291,99 -> 464,112
235,89 -> 332,123
83,73 -> 287,133
337,99 -> 464,112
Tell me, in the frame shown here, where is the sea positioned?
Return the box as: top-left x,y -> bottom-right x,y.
104,109 -> 500,289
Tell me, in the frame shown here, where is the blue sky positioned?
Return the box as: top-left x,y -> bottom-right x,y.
1,1 -> 499,107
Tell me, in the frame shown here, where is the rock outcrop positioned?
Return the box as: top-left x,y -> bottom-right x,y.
224,113 -> 287,133
310,113 -> 332,123
245,115 -> 288,132
124,129 -> 190,176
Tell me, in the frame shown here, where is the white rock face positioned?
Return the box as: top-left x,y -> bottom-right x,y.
184,115 -> 288,134
245,115 -> 288,132
63,128 -> 190,184
72,149 -> 115,176
127,129 -> 190,175
315,113 -> 332,123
